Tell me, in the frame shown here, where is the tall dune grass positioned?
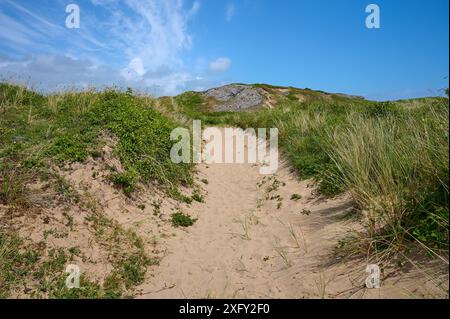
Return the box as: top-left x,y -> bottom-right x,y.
326,106 -> 449,256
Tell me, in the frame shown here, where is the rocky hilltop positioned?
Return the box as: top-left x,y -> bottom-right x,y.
201,84 -> 264,111
199,83 -> 366,112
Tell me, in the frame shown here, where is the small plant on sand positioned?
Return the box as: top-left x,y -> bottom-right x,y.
288,223 -> 308,253
110,171 -> 137,196
274,246 -> 292,268
151,199 -> 162,216
191,190 -> 204,203
171,211 -> 197,228
300,209 -> 312,216
240,217 -> 251,240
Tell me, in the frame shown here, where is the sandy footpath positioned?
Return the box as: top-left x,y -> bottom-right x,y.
134,128 -> 448,299
137,128 -> 358,298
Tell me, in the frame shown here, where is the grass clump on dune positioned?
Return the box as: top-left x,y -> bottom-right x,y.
327,106 -> 449,255
171,211 -> 197,228
88,90 -> 193,191
0,83 -> 193,198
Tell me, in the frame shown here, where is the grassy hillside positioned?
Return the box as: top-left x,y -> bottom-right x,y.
0,84 -> 195,197
0,83 -> 193,298
170,85 -> 449,260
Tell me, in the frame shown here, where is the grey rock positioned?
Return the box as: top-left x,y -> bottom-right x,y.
202,84 -> 264,112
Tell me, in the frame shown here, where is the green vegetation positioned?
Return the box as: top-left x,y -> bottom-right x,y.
110,171 -> 138,196
191,190 -> 204,203
0,83 -> 193,199
171,211 -> 197,228
327,109 -> 448,252
290,194 -> 302,201
0,212 -> 154,298
0,233 -> 38,298
0,83 -> 190,298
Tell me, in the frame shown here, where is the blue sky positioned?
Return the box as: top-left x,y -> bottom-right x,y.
0,0 -> 448,100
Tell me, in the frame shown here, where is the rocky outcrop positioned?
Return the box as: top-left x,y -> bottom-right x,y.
202,84 -> 264,112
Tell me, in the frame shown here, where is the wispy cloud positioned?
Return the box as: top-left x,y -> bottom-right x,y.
5,0 -> 64,32
0,12 -> 45,46
118,0 -> 196,71
209,57 -> 231,72
225,3 -> 236,22
0,0 -> 226,95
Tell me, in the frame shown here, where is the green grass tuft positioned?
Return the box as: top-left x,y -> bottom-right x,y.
171,211 -> 197,228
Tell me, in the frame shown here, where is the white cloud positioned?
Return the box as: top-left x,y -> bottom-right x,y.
0,54 -> 123,91
225,3 -> 236,22
121,57 -> 145,80
0,53 -> 224,96
117,0 -> 197,69
0,0 -> 229,96
209,58 -> 231,72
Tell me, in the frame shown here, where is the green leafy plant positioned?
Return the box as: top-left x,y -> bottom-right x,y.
171,211 -> 197,228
